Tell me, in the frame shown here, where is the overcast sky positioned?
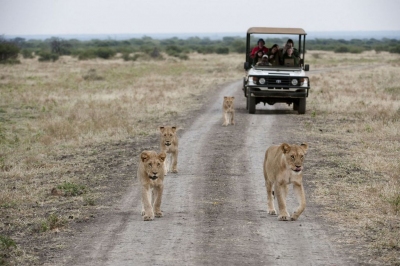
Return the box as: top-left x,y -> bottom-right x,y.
1,0 -> 400,36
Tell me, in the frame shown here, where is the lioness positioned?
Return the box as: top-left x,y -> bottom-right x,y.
137,150 -> 166,221
222,96 -> 235,126
159,126 -> 178,174
263,143 -> 308,221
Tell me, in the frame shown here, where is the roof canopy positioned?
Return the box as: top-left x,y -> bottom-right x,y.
247,27 -> 307,35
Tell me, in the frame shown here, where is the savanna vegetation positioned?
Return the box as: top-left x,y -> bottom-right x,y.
0,36 -> 399,265
1,35 -> 400,64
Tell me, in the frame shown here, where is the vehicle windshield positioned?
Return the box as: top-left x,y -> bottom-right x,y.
247,33 -> 306,69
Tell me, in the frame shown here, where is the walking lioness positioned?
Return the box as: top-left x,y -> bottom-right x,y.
137,150 -> 166,221
159,126 -> 178,174
263,143 -> 308,221
222,96 -> 235,126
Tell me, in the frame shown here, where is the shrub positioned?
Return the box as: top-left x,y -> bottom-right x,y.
38,51 -> 59,62
215,47 -> 229,54
334,46 -> 349,53
75,49 -> 97,60
21,49 -> 35,58
0,41 -> 20,61
95,47 -> 116,59
389,45 -> 400,54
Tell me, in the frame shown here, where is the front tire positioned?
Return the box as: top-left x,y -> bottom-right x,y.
248,93 -> 256,114
298,98 -> 306,114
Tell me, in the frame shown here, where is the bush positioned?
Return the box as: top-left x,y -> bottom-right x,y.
389,45 -> 400,54
75,49 -> 97,60
38,51 -> 59,62
166,45 -> 183,56
334,46 -> 349,53
349,46 -> 364,54
95,47 -> 116,59
21,49 -> 35,58
215,47 -> 229,54
0,41 -> 20,61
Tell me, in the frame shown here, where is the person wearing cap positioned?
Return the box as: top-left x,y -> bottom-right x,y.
253,50 -> 265,65
250,38 -> 269,60
256,54 -> 271,66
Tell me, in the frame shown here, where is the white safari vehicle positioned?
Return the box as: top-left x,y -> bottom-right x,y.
243,27 -> 310,114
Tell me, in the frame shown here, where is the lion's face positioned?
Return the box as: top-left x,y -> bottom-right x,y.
140,151 -> 166,180
224,96 -> 235,110
160,126 -> 177,147
282,143 -> 308,173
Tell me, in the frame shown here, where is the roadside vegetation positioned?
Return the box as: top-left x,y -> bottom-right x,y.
0,39 -> 399,265
1,35 -> 400,64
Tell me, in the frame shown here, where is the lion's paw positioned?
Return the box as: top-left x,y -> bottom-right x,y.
143,215 -> 154,221
171,169 -> 178,173
155,212 -> 163,218
291,213 -> 299,221
278,215 -> 290,221
268,210 -> 277,215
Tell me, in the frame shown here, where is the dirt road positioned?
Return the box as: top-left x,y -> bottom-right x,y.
59,81 -> 352,265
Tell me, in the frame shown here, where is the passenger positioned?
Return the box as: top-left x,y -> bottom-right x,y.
256,55 -> 271,66
282,38 -> 300,58
253,50 -> 265,65
282,47 -> 299,66
250,38 -> 269,63
267,44 -> 282,66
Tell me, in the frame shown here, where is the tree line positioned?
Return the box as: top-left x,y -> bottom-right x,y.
1,35 -> 400,63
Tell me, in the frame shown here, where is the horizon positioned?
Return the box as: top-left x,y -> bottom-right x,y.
3,30 -> 400,41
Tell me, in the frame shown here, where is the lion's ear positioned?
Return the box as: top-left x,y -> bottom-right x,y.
232,97 -> 235,100
159,126 -> 165,133
281,143 -> 291,154
300,143 -> 308,154
172,126 -> 177,133
224,96 -> 227,99
140,151 -> 150,162
158,152 -> 166,162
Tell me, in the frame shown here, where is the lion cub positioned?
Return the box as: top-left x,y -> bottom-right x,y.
263,143 -> 308,221
222,96 -> 235,126
137,150 -> 166,221
159,126 -> 178,174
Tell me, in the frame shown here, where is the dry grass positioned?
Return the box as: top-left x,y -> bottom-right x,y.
0,53 -> 244,265
302,50 -> 400,265
1,50 -> 399,265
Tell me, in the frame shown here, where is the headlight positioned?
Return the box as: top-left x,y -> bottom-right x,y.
291,79 -> 298,86
259,78 -> 266,85
251,76 -> 258,84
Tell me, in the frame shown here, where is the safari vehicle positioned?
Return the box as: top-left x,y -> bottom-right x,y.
243,27 -> 310,114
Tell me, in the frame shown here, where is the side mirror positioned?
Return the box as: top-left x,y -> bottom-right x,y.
304,64 -> 309,71
244,62 -> 250,70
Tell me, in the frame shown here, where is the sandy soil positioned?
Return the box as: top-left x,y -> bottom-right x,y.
43,80 -> 356,266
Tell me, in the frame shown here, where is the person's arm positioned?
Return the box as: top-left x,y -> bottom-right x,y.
250,47 -> 258,58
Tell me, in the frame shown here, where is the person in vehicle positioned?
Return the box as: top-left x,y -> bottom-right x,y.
266,44 -> 282,66
253,50 -> 265,65
282,47 -> 299,66
250,38 -> 269,64
281,38 -> 300,58
256,55 -> 271,66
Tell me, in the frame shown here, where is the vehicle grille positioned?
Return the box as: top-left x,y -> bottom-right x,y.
261,77 -> 291,86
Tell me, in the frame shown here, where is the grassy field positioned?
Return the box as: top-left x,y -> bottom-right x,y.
0,51 -> 399,265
